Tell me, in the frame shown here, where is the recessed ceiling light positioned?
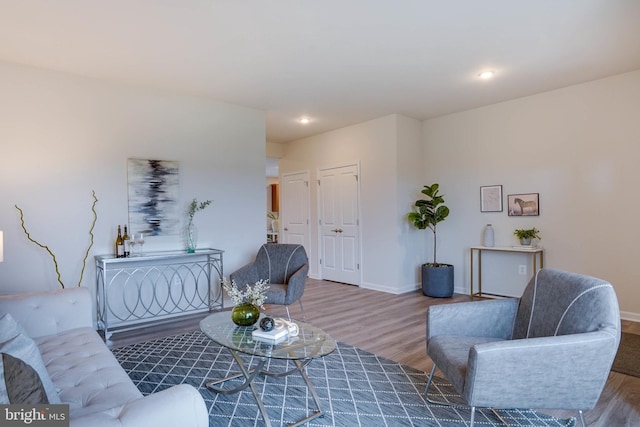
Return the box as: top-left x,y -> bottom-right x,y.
299,117 -> 311,124
478,70 -> 495,79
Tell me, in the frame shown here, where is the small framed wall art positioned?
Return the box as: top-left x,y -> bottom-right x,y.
508,193 -> 539,216
480,185 -> 503,212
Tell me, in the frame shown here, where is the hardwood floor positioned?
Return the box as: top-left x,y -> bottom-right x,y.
299,279 -> 640,427
110,278 -> 640,426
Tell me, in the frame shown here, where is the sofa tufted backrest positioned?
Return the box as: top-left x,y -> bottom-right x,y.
254,244 -> 308,285
512,268 -> 620,340
0,287 -> 93,339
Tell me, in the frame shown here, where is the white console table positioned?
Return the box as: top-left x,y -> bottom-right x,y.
470,246 -> 544,300
95,248 -> 224,338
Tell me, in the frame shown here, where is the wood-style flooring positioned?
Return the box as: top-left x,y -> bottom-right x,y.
109,278 -> 640,427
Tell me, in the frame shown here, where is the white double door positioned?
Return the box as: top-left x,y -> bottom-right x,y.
318,164 -> 360,285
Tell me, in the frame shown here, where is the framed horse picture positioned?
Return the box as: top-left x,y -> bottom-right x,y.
508,193 -> 539,216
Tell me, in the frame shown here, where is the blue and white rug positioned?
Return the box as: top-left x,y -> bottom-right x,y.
112,330 -> 575,426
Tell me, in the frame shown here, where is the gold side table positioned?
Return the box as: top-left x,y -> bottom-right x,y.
470,246 -> 544,299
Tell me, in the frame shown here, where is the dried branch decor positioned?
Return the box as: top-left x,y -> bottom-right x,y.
15,191 -> 98,289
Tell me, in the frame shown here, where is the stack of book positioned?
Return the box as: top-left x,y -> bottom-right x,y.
252,325 -> 289,344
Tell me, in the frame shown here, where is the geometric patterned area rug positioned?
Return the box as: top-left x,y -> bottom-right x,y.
612,332 -> 640,378
111,330 -> 576,426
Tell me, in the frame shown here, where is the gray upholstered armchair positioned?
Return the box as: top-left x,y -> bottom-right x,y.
426,268 -> 620,427
230,243 -> 309,320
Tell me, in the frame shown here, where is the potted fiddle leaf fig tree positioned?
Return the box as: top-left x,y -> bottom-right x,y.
407,183 -> 454,297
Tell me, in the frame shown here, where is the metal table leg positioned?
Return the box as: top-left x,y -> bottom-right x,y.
205,347 -> 325,427
206,348 -> 272,427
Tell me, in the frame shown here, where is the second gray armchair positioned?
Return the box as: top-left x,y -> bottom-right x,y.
230,243 -> 309,320
425,268 -> 620,427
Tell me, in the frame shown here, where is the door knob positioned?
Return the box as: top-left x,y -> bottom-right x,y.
331,229 -> 340,233
283,227 -> 288,231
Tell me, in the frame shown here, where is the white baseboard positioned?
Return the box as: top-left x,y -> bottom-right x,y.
360,281 -> 420,295
620,310 -> 640,322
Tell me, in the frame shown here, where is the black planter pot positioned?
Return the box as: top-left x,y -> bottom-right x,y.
422,264 -> 454,297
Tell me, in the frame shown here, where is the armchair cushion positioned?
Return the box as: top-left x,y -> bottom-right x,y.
427,335 -> 504,393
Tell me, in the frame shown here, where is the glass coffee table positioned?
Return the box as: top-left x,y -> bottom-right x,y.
199,312 -> 336,427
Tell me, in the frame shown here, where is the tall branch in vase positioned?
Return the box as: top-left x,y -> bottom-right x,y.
15,191 -> 99,288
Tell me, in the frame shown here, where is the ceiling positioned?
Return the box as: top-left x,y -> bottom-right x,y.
1,1 -> 640,143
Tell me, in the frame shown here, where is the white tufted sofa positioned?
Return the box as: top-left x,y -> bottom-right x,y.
0,287 -> 209,427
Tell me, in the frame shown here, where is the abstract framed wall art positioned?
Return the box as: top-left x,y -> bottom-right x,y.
480,185 -> 503,212
507,193 -> 539,216
127,159 -> 180,236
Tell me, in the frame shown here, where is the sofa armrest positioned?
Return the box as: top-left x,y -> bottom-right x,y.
69,384 -> 208,427
0,287 -> 93,338
465,330 -> 618,410
427,298 -> 519,342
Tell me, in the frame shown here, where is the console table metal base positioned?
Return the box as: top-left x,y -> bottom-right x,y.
206,348 -> 323,427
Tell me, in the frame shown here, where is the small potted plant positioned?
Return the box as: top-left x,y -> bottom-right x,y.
513,227 -> 541,246
407,183 -> 453,297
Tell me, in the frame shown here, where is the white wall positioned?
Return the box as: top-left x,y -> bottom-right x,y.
396,115 -> 427,287
0,61 -> 266,295
280,114 -> 423,293
423,69 -> 640,319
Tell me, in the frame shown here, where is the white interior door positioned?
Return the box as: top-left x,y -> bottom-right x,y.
319,164 -> 360,285
281,171 -> 310,251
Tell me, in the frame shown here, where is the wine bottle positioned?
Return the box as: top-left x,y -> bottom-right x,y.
123,225 -> 130,257
115,225 -> 125,258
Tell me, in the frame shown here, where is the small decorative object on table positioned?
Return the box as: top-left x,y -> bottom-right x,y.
223,278 -> 269,326
231,303 -> 260,326
186,198 -> 212,253
260,317 -> 275,331
483,224 -> 494,247
513,227 -> 541,246
252,317 -> 299,344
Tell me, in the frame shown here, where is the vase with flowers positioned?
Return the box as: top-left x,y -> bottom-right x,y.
186,198 -> 212,253
267,211 -> 279,233
223,278 -> 270,326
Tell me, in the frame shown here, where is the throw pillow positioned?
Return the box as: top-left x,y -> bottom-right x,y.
0,313 -> 60,404
2,353 -> 49,404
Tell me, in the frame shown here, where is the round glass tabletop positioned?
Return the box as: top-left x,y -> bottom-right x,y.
199,311 -> 336,360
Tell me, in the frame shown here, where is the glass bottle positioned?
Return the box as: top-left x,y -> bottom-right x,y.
122,225 -> 130,257
115,225 -> 124,258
